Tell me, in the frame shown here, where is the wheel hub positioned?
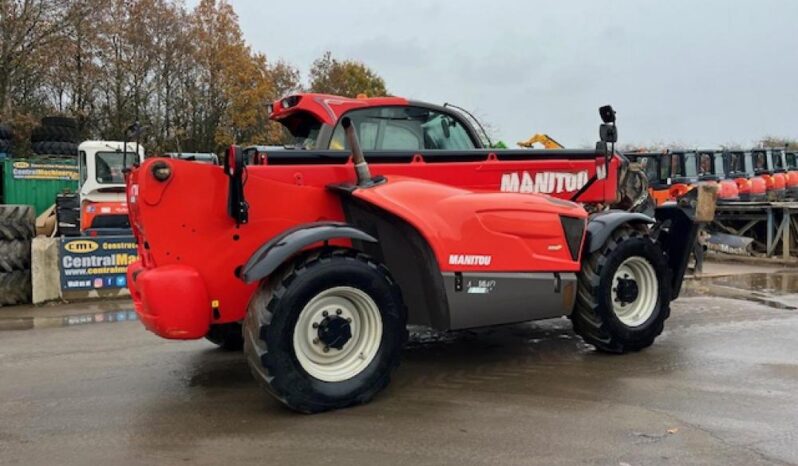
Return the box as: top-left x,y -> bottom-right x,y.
317,315 -> 352,350
614,275 -> 639,305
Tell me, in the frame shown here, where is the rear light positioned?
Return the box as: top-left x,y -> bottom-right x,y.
560,216 -> 585,261
151,161 -> 172,182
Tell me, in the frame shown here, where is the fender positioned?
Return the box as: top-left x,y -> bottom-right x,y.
240,222 -> 377,283
586,210 -> 655,253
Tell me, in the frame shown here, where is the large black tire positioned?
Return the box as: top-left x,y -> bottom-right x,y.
243,248 -> 407,413
0,270 -> 32,306
572,226 -> 671,353
55,193 -> 80,236
0,205 -> 35,240
31,125 -> 78,143
205,322 -> 244,351
41,116 -> 77,129
31,141 -> 78,155
0,239 -> 31,272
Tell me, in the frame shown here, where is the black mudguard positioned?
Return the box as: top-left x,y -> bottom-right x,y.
586,210 -> 655,253
240,222 -> 377,283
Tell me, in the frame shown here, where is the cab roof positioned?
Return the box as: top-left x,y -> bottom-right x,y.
269,93 -> 409,125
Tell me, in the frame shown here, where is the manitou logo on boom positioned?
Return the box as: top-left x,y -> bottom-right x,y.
500,166 -> 605,194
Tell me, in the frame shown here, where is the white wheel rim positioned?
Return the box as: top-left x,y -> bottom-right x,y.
293,286 -> 383,382
611,256 -> 659,327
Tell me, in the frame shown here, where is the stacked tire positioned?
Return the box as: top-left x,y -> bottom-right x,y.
55,192 -> 81,236
0,205 -> 34,306
31,117 -> 79,156
0,123 -> 13,156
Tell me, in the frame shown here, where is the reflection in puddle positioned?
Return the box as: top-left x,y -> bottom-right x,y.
62,310 -> 138,327
683,272 -> 798,310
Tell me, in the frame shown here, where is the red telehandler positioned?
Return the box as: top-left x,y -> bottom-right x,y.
126,94 -> 714,413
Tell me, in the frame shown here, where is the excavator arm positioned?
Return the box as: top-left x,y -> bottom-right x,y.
518,133 -> 564,149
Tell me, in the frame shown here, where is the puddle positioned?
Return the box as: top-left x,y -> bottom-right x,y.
0,309 -> 137,331
683,272 -> 798,310
61,309 -> 138,327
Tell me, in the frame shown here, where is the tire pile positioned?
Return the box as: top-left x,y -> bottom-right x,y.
0,205 -> 34,306
30,117 -> 78,156
55,192 -> 81,236
0,122 -> 13,156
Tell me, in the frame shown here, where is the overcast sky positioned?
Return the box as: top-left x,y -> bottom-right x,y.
200,0 -> 798,147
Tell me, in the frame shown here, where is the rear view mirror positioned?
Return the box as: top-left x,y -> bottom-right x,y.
599,105 -> 616,123
599,124 -> 618,143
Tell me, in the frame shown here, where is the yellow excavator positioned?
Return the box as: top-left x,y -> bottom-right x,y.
518,133 -> 563,149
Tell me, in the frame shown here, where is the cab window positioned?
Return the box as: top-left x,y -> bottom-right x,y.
787,152 -> 797,169
698,153 -> 712,175
79,151 -> 88,185
772,150 -> 785,170
329,106 -> 477,151
95,152 -> 135,184
713,153 -> 725,176
683,152 -> 698,177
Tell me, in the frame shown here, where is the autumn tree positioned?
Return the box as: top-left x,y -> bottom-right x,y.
0,1 -> 390,154
309,51 -> 387,97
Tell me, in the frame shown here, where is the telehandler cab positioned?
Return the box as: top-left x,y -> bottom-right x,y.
126,94 -> 713,413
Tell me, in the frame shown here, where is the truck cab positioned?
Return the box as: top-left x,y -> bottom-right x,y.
269,94 -> 484,152
752,148 -> 786,201
624,151 -> 671,205
725,150 -> 767,201
696,149 -> 739,202
61,141 -> 145,235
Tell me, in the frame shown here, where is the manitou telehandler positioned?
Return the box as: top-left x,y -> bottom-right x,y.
752,148 -> 787,201
725,150 -> 767,201
126,94 -> 713,413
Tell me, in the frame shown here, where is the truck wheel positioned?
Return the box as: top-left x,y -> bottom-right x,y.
572,226 -> 671,353
243,249 -> 407,413
205,322 -> 244,351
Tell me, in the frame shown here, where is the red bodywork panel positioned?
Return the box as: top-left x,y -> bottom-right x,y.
734,176 -> 767,198
81,200 -> 128,232
127,153 -> 603,339
352,177 -> 586,273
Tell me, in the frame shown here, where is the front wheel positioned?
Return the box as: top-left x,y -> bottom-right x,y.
572,226 -> 671,353
243,249 -> 407,413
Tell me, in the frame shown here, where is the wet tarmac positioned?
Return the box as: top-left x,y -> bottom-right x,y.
1,274 -> 798,465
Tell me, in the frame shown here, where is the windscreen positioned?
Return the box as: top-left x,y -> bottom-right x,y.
95,152 -> 135,184
329,106 -> 477,151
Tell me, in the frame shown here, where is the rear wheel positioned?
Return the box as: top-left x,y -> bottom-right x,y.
243,248 -> 407,413
572,226 -> 671,353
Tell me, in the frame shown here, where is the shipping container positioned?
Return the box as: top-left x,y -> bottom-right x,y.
1,157 -> 79,215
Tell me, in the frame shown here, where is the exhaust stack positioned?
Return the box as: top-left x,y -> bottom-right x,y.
342,117 -> 372,186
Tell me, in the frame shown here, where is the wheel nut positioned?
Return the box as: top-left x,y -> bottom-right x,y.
323,346 -> 330,353
313,338 -> 319,344
336,309 -> 342,315
346,318 -> 352,323
312,322 -> 319,329
322,311 -> 328,317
